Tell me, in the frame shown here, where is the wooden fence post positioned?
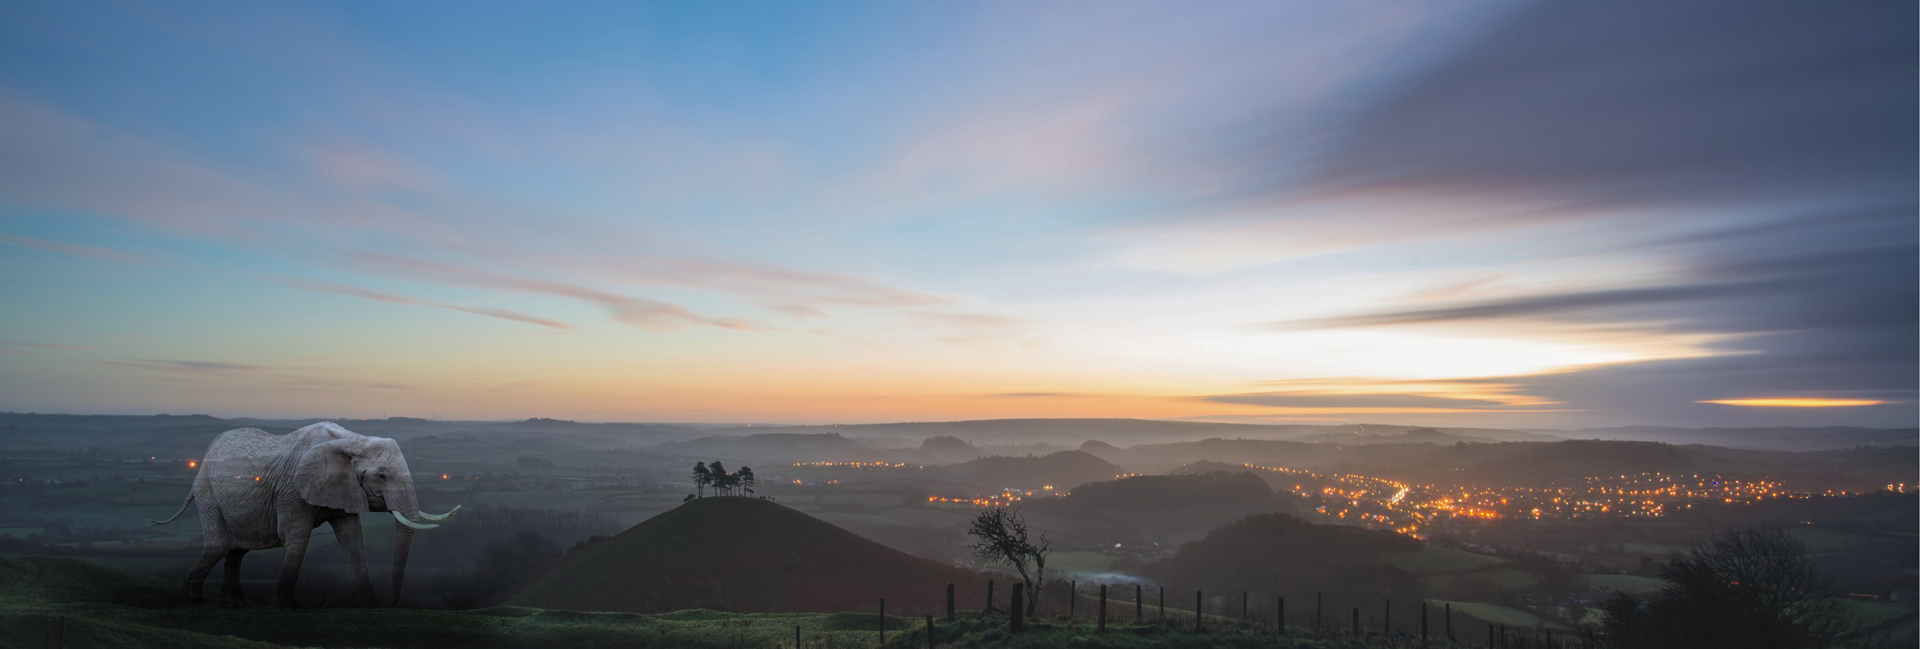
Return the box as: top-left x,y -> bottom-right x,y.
1421,601 -> 1429,648
1135,583 -> 1143,621
1010,584 -> 1025,633
1315,592 -> 1322,633
879,599 -> 885,645
1195,590 -> 1204,632
1242,591 -> 1249,621
795,624 -> 800,649
1278,597 -> 1285,635
1159,586 -> 1165,621
925,615 -> 935,649
1351,607 -> 1360,636
1385,599 -> 1391,634
986,580 -> 995,613
946,583 -> 954,621
1098,584 -> 1107,632
1447,602 -> 1453,640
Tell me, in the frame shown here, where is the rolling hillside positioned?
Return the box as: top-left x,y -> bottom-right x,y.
505,497 -> 991,614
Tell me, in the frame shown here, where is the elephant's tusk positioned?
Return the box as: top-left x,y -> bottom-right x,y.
415,505 -> 460,521
390,510 -> 439,530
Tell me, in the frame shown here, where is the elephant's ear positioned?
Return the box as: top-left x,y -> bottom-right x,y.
296,438 -> 370,512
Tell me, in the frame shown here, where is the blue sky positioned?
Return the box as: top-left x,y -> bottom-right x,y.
0,0 -> 1913,428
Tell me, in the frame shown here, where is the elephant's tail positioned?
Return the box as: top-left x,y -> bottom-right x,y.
146,493 -> 195,525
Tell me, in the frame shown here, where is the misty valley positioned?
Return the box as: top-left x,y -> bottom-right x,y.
0,414 -> 1912,648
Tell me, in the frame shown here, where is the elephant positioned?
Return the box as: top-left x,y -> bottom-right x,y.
147,422 -> 458,609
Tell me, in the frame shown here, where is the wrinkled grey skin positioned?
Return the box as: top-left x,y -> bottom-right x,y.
148,422 -> 446,609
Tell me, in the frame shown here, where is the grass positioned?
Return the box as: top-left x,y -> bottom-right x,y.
1422,568 -> 1539,592
1425,600 -> 1567,631
1,554 -> 1491,649
1378,547 -> 1506,573
1048,551 -> 1122,575
1579,574 -> 1662,595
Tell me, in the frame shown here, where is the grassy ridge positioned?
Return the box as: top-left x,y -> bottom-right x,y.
1,555 -> 1490,648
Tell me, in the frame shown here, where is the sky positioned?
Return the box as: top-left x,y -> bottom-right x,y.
0,0 -> 1913,429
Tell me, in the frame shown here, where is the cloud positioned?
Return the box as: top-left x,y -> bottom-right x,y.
351,253 -> 765,332
288,279 -> 573,330
0,233 -> 139,263
1203,393 -> 1532,409
101,359 -> 265,373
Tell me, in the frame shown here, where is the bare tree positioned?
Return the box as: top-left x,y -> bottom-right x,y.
967,506 -> 1051,617
1600,527 -> 1862,649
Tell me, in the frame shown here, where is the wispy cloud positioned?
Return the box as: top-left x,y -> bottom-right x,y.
0,233 -> 139,263
351,253 -> 765,332
100,359 -> 265,373
288,279 -> 573,329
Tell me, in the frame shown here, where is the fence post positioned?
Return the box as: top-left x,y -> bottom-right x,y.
925,614 -> 935,649
1135,583 -> 1143,621
1069,580 -> 1076,618
1278,596 -> 1285,635
1098,584 -> 1108,632
1499,624 -> 1507,649
1489,623 -> 1495,648
1385,599 -> 1391,634
1195,590 -> 1204,632
1242,591 -> 1249,621
1010,584 -> 1025,633
1447,602 -> 1453,640
1316,592 -> 1323,633
1351,607 -> 1360,636
946,583 -> 954,621
795,624 -> 800,649
1421,601 -> 1429,648
1159,586 -> 1165,621
879,599 -> 885,645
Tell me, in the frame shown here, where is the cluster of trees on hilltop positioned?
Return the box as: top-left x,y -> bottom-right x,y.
691,461 -> 755,497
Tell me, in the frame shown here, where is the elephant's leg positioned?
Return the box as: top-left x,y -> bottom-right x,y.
219,549 -> 249,607
273,512 -> 316,610
184,543 -> 225,603
329,516 -> 380,607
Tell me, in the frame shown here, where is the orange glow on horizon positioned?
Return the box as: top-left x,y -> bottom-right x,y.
1699,398 -> 1885,408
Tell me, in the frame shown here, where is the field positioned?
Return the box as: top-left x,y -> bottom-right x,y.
1,555 -> 1490,649
1425,600 -> 1568,631
1377,547 -> 1507,573
1579,575 -> 1662,595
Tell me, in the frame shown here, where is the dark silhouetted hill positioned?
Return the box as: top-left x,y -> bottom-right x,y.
1536,426 -> 1918,451
1141,512 -> 1424,614
506,497 -> 990,614
1022,471 -> 1303,545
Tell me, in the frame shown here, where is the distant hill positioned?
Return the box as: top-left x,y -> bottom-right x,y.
695,419 -> 1321,446
1536,426 -> 1919,451
933,450 -> 1125,491
506,497 -> 990,614
1022,471 -> 1303,545
647,432 -> 870,462
1141,512 -> 1425,614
